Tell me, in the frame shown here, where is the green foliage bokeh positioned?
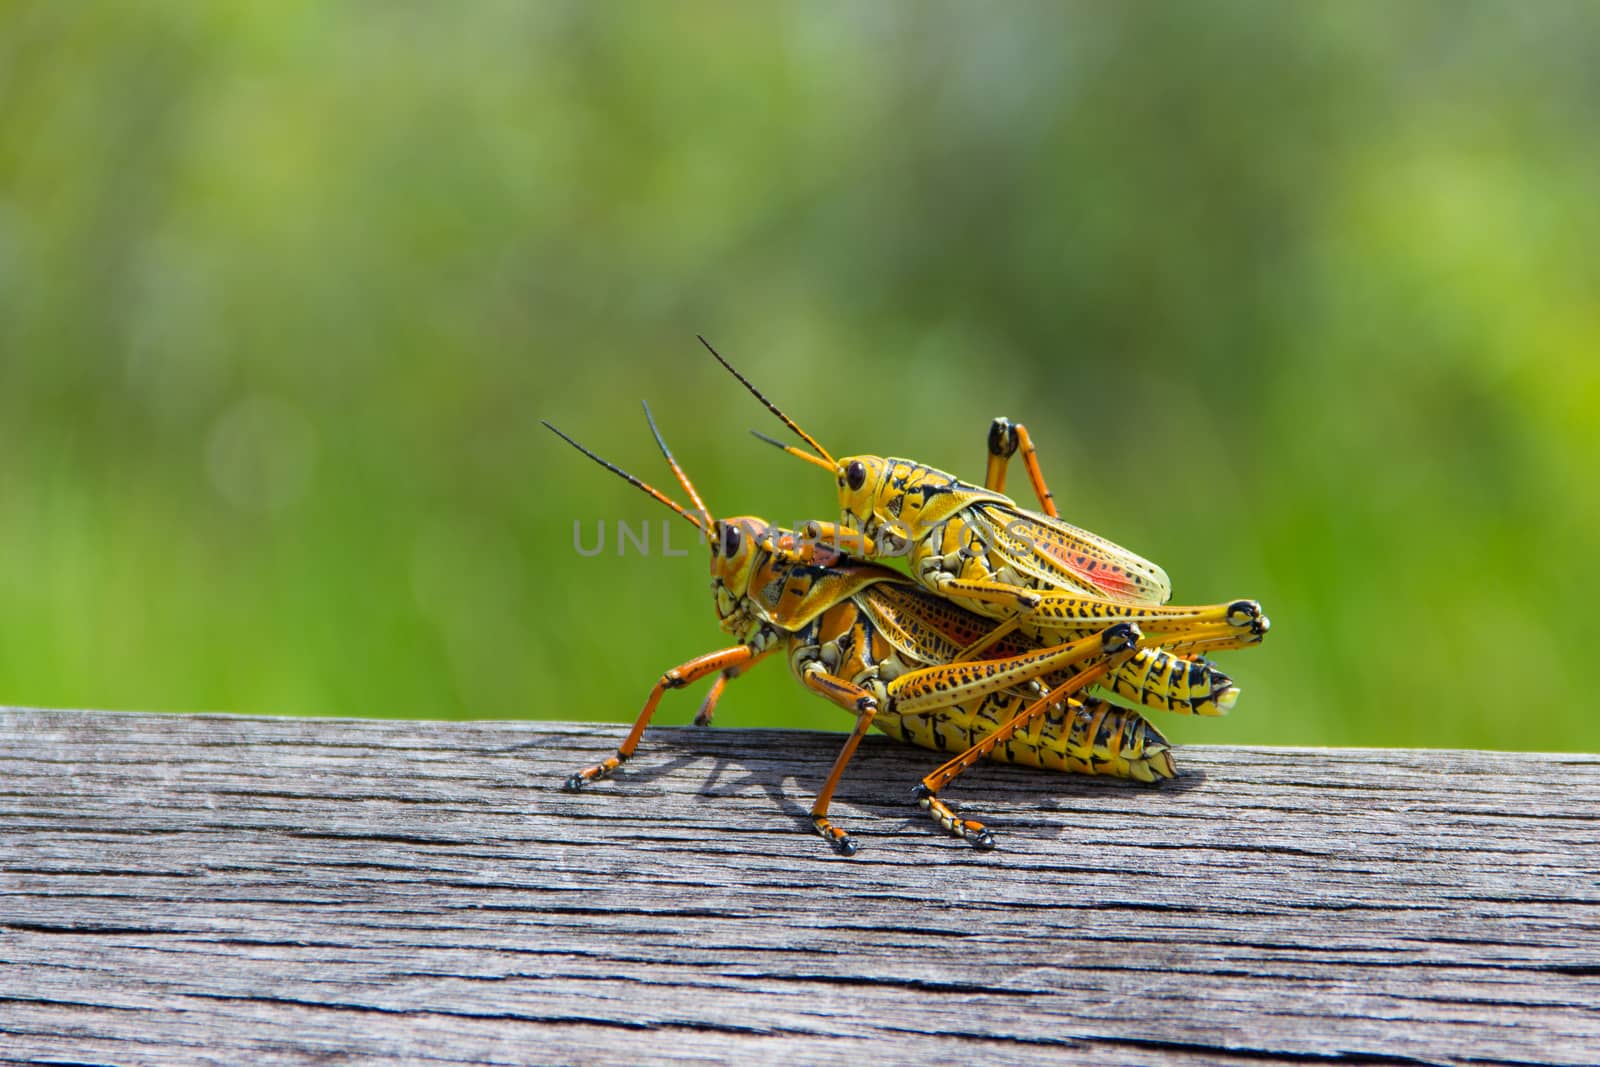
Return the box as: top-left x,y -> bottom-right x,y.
2,2 -> 1596,751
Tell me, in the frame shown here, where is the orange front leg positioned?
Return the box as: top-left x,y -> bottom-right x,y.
565,645 -> 757,791
693,647 -> 778,726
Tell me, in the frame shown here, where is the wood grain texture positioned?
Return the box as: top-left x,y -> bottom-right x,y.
2,708 -> 1598,1066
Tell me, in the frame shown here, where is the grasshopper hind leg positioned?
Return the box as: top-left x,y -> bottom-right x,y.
913,783 -> 997,850
985,416 -> 1059,518
912,634 -> 1139,850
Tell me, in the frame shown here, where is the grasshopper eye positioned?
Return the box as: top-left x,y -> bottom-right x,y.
846,460 -> 867,491
721,523 -> 742,557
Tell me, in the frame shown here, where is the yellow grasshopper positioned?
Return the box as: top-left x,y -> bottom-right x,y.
701,337 -> 1269,714
545,405 -> 1241,854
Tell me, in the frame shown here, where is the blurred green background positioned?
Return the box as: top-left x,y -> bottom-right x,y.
2,2 -> 1596,751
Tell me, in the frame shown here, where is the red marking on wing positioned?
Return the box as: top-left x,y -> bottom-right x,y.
1036,540 -> 1138,596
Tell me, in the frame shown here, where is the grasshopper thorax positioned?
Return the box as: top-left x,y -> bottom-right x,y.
713,517 -> 897,638
835,454 -> 990,549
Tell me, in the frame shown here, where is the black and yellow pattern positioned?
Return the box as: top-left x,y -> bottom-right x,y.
546,391 -> 1270,856
712,351 -> 1268,717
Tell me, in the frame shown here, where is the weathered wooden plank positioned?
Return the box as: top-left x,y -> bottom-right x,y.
2,708 -> 1598,1066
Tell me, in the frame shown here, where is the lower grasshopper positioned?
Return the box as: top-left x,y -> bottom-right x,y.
545,406 -> 1241,853
701,337 -> 1269,712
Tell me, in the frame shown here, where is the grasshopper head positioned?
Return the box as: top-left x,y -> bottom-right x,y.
833,454 -> 891,537
708,516 -> 768,626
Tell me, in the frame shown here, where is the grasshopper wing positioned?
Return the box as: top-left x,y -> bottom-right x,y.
858,581 -> 1004,666
969,504 -> 1173,606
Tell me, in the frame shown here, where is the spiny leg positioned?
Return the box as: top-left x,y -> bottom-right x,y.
914,653 -> 1133,850
985,417 -> 1059,518
952,614 -> 1026,663
950,593 -> 1263,664
564,645 -> 756,790
841,624 -> 1139,852
1025,592 -> 1265,638
908,627 -> 1145,844
694,647 -> 778,727
1011,422 -> 1057,518
887,623 -> 1139,717
940,581 -> 1262,671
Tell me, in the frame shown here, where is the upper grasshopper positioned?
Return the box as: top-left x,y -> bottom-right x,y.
700,336 -> 1270,701
545,404 -> 1241,854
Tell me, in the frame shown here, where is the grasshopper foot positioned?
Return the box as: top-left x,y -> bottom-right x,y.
812,816 -> 858,856
1102,621 -> 1140,652
1226,599 -> 1266,630
914,785 -> 997,850
564,754 -> 625,791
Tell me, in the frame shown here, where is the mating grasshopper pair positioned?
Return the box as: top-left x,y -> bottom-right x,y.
546,341 -> 1269,855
